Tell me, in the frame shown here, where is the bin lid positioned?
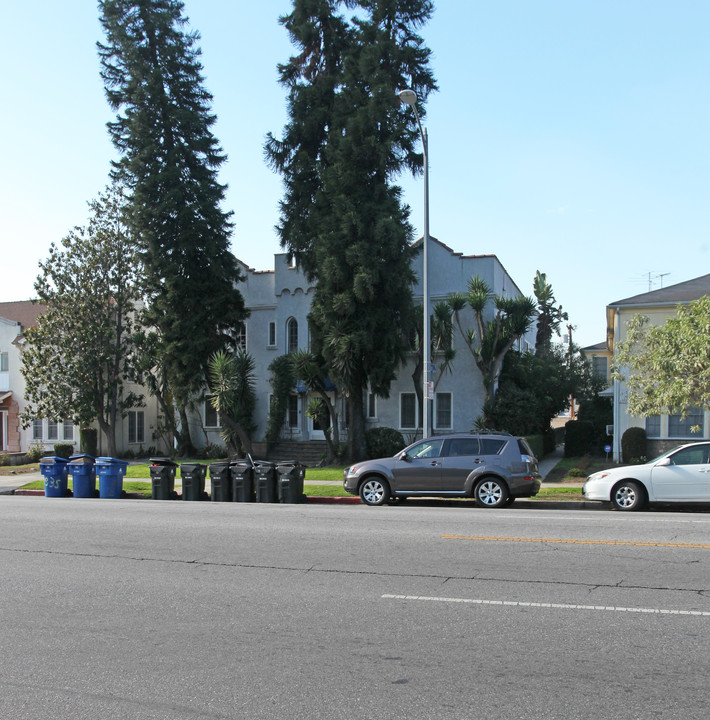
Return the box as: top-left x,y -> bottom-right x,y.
208,461 -> 231,469
96,456 -> 129,467
149,457 -> 178,467
39,456 -> 69,465
179,463 -> 205,472
69,454 -> 95,464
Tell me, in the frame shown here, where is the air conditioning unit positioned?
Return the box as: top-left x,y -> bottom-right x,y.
605,425 -> 614,437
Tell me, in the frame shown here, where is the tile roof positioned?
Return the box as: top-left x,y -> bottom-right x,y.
0,301 -> 46,329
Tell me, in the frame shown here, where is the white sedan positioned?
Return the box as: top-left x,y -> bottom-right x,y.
583,441 -> 710,511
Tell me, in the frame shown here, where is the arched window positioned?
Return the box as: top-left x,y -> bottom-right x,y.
287,318 -> 298,353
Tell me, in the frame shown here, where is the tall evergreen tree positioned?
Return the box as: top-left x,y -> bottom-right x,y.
98,0 -> 247,454
267,0 -> 437,460
533,270 -> 568,356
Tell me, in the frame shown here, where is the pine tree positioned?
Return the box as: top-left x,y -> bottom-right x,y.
98,0 -> 247,454
268,0 -> 437,460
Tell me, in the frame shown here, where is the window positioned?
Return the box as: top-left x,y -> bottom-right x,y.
592,356 -> 608,381
47,420 -> 58,441
32,418 -> 42,440
435,392 -> 452,429
128,411 -> 145,444
205,399 -> 220,428
0,352 -> 8,372
407,438 -> 444,459
287,318 -> 298,353
400,393 -> 417,429
288,395 -> 299,428
446,437 -> 480,457
268,321 -> 276,347
669,444 -> 710,466
669,408 -> 704,438
236,324 -> 247,351
367,392 -> 377,419
63,420 -> 74,441
480,438 -> 507,455
645,415 -> 661,438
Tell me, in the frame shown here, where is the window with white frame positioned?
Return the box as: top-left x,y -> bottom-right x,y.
236,323 -> 247,351
287,318 -> 298,353
268,321 -> 276,347
128,410 -> 145,444
63,419 -> 74,441
32,418 -> 42,441
0,352 -> 8,372
367,392 -> 377,419
645,415 -> 661,438
669,408 -> 704,438
400,393 -> 417,429
205,399 -> 220,428
435,392 -> 452,429
47,420 -> 58,441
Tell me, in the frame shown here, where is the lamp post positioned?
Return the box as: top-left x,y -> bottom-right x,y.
398,88 -> 430,439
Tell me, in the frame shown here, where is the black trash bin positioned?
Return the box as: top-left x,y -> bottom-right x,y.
149,458 -> 177,500
254,461 -> 278,503
180,463 -> 206,501
230,460 -> 255,503
209,462 -> 232,502
277,461 -> 306,504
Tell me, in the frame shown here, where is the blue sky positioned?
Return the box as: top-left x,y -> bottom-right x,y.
1,1 -> 708,347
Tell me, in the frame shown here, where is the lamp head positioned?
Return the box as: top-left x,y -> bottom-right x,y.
398,89 -> 418,107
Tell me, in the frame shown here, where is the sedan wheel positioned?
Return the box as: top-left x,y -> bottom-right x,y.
360,477 -> 390,506
611,481 -> 646,511
475,478 -> 509,508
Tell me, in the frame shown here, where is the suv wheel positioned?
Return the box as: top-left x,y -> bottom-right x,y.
474,478 -> 509,508
360,477 -> 390,506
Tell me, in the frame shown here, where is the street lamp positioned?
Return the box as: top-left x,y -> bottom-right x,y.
398,88 -> 430,439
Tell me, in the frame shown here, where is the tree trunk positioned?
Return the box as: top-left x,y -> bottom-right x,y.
346,393 -> 368,461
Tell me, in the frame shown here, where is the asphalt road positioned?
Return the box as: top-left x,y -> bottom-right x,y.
1,497 -> 709,719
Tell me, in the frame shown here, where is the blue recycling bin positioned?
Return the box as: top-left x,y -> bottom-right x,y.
68,454 -> 96,498
40,456 -> 69,498
95,457 -> 128,499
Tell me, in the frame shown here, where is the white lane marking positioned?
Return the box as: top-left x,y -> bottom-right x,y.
382,594 -> 710,617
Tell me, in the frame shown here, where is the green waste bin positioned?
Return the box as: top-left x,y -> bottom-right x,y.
40,456 -> 69,498
209,462 -> 232,502
230,461 -> 255,502
277,461 -> 306,504
96,457 -> 128,499
180,463 -> 206,501
68,454 -> 96,498
149,458 -> 177,500
254,461 -> 278,503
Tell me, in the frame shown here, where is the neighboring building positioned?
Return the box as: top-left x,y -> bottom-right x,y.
185,238 -> 535,451
606,274 -> 710,461
582,341 -> 612,389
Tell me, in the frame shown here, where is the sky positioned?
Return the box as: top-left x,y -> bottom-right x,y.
1,1 -> 708,348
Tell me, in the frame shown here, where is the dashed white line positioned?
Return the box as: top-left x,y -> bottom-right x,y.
382,594 -> 710,617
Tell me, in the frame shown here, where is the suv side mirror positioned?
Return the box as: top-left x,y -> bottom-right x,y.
399,451 -> 411,462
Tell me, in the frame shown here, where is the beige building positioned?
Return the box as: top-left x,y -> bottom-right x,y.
606,274 -> 710,461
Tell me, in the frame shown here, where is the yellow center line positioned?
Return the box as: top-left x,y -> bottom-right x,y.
442,535 -> 710,549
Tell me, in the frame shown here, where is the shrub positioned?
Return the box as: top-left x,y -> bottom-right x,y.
542,428 -> 556,455
523,434 -> 544,460
568,467 -> 587,477
25,443 -> 46,462
0,452 -> 9,466
622,427 -> 647,463
564,420 -> 594,457
53,443 -> 73,459
366,427 -> 405,459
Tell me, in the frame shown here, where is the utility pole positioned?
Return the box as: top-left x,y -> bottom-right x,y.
567,324 -> 575,420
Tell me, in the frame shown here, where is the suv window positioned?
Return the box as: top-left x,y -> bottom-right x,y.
407,439 -> 444,459
446,437 -> 481,457
479,438 -> 506,455
517,438 -> 535,458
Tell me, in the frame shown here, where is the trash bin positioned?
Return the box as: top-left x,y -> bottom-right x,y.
40,456 -> 69,498
180,462 -> 206,501
254,461 -> 278,503
68,454 -> 96,498
277,461 -> 306,504
95,457 -> 128,499
149,458 -> 177,500
208,462 -> 232,502
230,460 -> 255,503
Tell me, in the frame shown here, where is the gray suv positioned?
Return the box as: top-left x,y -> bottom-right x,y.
343,432 -> 541,507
